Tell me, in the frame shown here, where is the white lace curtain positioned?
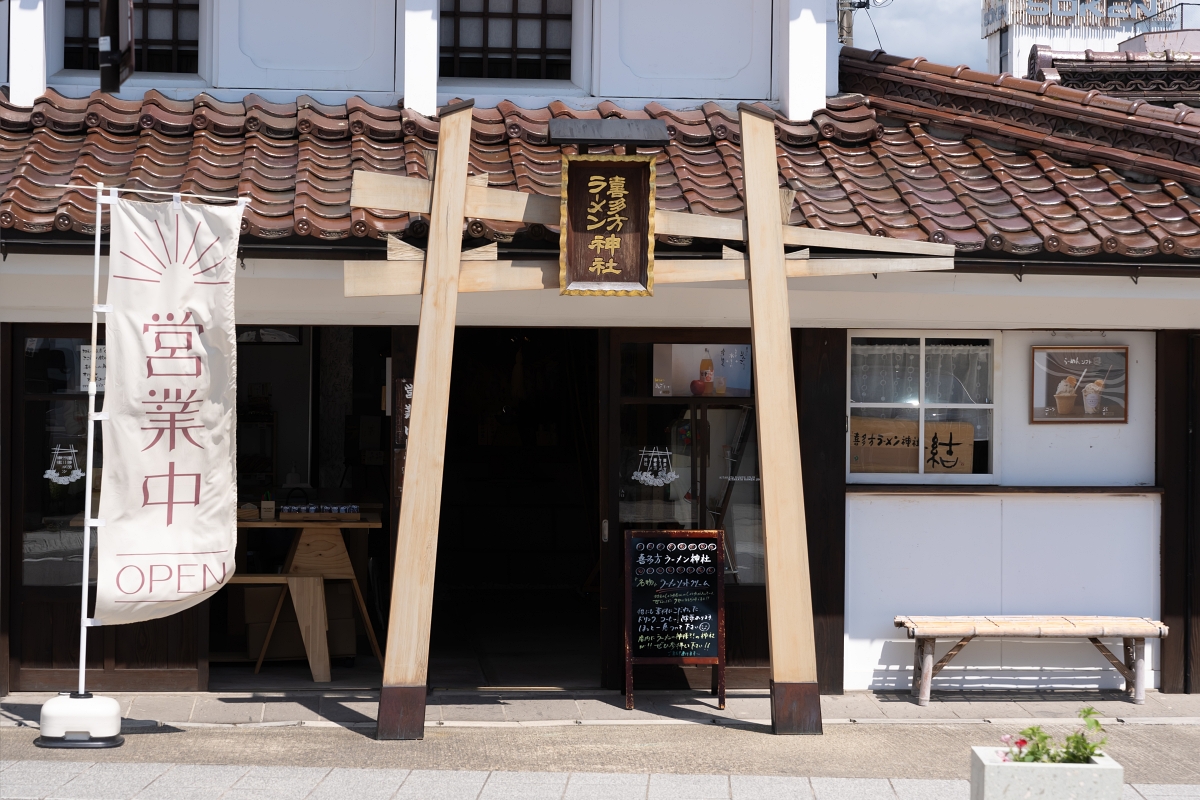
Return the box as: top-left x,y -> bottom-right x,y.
925,343 -> 992,404
851,342 -> 991,405
850,343 -> 920,404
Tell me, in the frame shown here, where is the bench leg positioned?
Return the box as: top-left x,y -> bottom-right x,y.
1133,638 -> 1146,705
918,638 -> 935,707
911,640 -> 922,698
1123,638 -> 1135,697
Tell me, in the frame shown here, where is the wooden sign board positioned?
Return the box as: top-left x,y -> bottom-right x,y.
923,421 -> 975,474
559,154 -> 656,296
625,529 -> 725,711
849,416 -> 919,474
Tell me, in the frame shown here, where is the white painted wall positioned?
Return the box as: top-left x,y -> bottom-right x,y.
592,0 -> 774,99
212,0 -> 396,91
1000,331 -> 1156,487
4,256 -> 1200,330
845,493 -> 1161,692
0,0 -> 10,86
775,0 -> 830,119
9,0 -> 48,106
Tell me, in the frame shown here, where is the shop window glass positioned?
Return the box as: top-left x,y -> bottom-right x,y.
621,342 -> 753,399
22,337 -> 103,586
618,340 -> 762,584
849,334 -> 996,481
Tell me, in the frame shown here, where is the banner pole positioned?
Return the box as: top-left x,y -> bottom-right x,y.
78,181 -> 104,696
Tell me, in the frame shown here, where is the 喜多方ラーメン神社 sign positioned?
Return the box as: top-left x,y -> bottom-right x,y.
559,154 -> 656,296
93,197 -> 241,625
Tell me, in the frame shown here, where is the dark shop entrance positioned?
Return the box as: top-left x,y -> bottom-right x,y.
426,327 -> 603,688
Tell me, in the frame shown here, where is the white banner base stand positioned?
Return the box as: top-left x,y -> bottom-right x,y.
35,694 -> 124,749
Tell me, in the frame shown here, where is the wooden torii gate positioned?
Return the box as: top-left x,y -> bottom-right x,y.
345,101 -> 954,739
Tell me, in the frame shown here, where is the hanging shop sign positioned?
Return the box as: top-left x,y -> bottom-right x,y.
559,154 -> 656,296
625,529 -> 725,711
1030,345 -> 1129,423
93,197 -> 243,625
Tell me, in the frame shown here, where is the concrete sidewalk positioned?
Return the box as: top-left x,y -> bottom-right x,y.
4,689 -> 1200,731
1,760 -> 1197,800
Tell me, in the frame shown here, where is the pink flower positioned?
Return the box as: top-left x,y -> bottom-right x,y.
1000,735 -> 1012,745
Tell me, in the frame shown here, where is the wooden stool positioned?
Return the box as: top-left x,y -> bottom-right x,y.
230,526 -> 384,683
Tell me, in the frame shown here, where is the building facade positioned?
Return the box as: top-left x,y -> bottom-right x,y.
1,0 -> 1198,720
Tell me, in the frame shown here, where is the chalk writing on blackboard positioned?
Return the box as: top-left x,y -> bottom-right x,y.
625,530 -> 726,710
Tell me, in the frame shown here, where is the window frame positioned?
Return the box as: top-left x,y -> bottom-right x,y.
845,329 -> 1003,486
438,0 -> 573,82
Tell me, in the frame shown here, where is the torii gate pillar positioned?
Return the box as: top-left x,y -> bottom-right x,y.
739,103 -> 822,734
376,100 -> 474,739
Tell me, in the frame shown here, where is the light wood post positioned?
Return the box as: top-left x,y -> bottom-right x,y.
376,100 -> 476,740
1133,638 -> 1146,704
738,103 -> 822,734
917,638 -> 935,707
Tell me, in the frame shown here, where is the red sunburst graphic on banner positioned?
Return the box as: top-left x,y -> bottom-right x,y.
113,212 -> 229,285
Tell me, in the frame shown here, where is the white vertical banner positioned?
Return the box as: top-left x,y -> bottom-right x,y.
94,198 -> 242,625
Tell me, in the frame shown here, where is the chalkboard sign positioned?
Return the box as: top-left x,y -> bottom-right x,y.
624,529 -> 725,710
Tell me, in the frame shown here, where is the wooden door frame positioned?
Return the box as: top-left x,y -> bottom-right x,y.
7,322 -> 206,692
1,322 -> 11,696
600,327 -> 848,694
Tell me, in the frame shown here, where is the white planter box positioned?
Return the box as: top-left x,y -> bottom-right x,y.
970,745 -> 1124,800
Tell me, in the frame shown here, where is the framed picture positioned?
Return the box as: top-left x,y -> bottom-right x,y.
1030,346 -> 1128,423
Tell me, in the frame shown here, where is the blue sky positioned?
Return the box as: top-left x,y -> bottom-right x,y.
850,0 -> 989,70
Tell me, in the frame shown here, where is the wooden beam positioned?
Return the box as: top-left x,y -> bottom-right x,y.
739,103 -> 821,735
376,101 -> 475,741
349,171 -> 954,259
344,256 -> 952,298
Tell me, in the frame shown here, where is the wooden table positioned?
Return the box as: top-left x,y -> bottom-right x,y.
895,615 -> 1169,706
231,516 -> 384,682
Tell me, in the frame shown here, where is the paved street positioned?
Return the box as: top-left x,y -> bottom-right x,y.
5,688 -> 1200,729
4,690 -> 1198,798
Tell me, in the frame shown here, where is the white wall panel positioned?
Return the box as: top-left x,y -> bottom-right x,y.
5,257 -> 1200,330
1000,331 -> 1156,487
214,0 -> 396,91
845,493 -> 1161,692
594,0 -> 772,99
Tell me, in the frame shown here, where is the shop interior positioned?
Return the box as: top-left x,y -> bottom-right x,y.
207,325 -> 604,690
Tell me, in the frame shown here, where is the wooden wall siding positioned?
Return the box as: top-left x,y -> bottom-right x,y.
795,329 -> 848,695
1,322 -> 10,696
1156,330 -> 1197,694
18,592 -> 104,670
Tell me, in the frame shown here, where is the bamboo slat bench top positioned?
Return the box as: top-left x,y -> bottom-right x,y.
894,616 -> 1168,639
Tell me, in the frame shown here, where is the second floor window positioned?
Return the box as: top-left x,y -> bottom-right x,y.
440,0 -> 571,80
64,0 -> 200,74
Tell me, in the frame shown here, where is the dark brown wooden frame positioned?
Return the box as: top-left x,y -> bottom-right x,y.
1157,330 -> 1199,694
439,0 -> 571,80
64,0 -> 200,73
1030,345 -> 1130,424
1,322 -> 11,696
7,322 -> 207,692
602,328 -> 755,690
624,529 -> 725,710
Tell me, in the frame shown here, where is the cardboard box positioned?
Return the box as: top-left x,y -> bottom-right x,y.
850,416 -> 919,474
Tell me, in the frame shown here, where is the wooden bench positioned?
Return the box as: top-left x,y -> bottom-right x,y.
894,616 -> 1168,706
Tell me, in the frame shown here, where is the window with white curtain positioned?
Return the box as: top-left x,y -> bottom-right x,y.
848,332 -> 999,483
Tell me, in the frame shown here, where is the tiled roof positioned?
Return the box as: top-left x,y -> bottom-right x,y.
1,50 -> 1199,261
1026,45 -> 1200,105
